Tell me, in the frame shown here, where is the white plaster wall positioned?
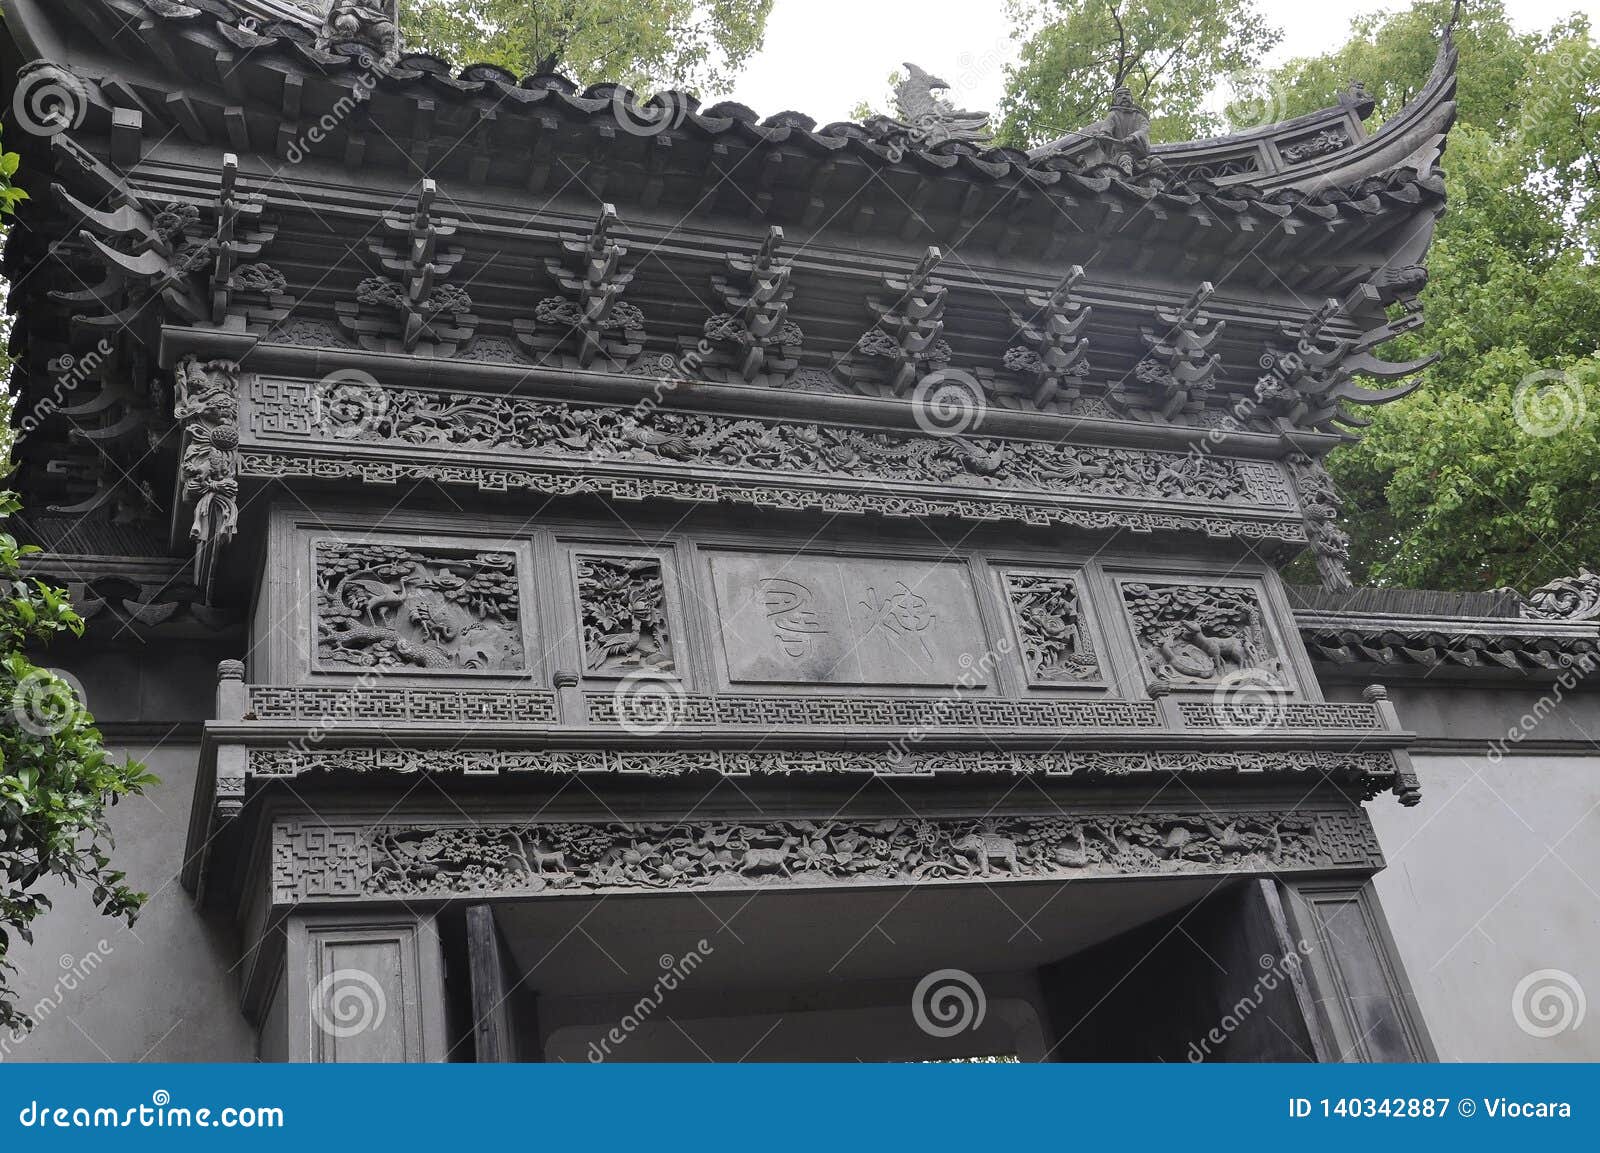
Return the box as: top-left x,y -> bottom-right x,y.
1369,753 -> 1600,1061
0,744 -> 257,1062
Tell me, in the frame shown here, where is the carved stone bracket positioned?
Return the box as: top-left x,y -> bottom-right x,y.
1003,265 -> 1092,408
337,179 -> 475,355
1118,282 -> 1223,421
844,246 -> 954,395
269,805 -> 1386,905
515,203 -> 645,369
174,357 -> 241,598
702,226 -> 802,383
1286,452 -> 1354,592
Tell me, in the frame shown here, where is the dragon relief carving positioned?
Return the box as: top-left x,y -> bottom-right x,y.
268,378 -> 1292,510
1121,582 -> 1283,685
1519,569 -> 1600,622
314,542 -> 525,671
1286,452 -> 1354,592
577,555 -> 675,674
1004,572 -> 1100,683
276,809 -> 1379,902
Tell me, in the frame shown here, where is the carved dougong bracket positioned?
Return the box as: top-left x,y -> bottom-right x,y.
1003,265 -> 1092,407
844,246 -> 953,395
1257,288 -> 1435,433
1118,281 -> 1223,422
209,154 -> 291,333
516,203 -> 647,369
173,357 -> 241,601
702,226 -> 802,384
338,179 -> 476,355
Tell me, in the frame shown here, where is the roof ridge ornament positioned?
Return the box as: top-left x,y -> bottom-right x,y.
1518,569 -> 1600,623
317,0 -> 401,61
865,63 -> 992,157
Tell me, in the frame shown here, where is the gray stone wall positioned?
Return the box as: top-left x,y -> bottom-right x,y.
0,743 -> 256,1063
1368,747 -> 1600,1059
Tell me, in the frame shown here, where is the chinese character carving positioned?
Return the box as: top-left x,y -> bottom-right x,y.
759,577 -> 829,657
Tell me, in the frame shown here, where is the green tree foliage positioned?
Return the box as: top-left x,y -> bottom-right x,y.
1,491 -> 156,1031
402,0 -> 773,92
995,0 -> 1281,148
1,135 -> 151,1031
1265,1 -> 1600,590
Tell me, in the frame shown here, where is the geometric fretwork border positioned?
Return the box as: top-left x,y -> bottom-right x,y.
243,746 -> 1408,799
270,806 -> 1386,905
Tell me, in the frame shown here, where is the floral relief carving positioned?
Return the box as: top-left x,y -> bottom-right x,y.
576,554 -> 675,674
1121,582 -> 1282,685
314,542 -> 525,671
1004,572 -> 1100,683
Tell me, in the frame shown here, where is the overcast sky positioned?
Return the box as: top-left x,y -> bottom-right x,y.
725,0 -> 1600,125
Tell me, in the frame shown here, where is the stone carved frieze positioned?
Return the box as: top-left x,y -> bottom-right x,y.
243,745 -> 1404,795
314,542 -> 525,671
1280,129 -> 1349,164
1003,571 -> 1101,683
1121,582 -> 1283,685
576,554 -> 675,674
248,378 -> 1295,512
271,806 -> 1384,904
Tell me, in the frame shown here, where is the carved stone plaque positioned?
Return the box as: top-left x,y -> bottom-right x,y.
709,553 -> 990,686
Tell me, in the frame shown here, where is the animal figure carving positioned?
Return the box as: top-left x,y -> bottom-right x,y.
953,832 -> 1020,876
868,63 -> 992,150
737,836 -> 800,876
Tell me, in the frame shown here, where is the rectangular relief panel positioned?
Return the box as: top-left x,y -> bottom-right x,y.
708,552 -> 990,687
1118,579 -> 1289,689
999,568 -> 1104,686
313,540 -> 527,674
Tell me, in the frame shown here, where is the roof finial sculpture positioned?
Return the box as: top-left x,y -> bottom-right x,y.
319,0 -> 401,60
867,62 -> 991,153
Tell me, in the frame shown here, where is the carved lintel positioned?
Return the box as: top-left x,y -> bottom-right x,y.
270,805 -> 1386,904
